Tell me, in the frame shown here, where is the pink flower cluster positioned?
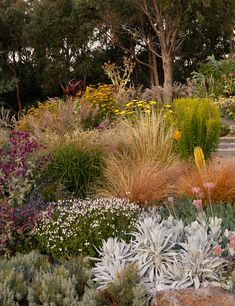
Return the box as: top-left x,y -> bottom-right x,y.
229,234 -> 235,250
203,182 -> 215,190
213,245 -> 223,256
192,186 -> 202,209
192,199 -> 202,209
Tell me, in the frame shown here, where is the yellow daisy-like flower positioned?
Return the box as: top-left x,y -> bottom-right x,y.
174,130 -> 182,141
125,102 -> 133,107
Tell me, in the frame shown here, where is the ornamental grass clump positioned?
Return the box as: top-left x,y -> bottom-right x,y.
43,141 -> 104,199
100,112 -> 178,204
175,158 -> 235,203
100,156 -> 174,204
34,198 -> 145,258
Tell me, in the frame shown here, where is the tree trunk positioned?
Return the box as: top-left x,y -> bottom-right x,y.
12,52 -> 23,115
230,33 -> 235,58
148,49 -> 163,103
162,53 -> 173,104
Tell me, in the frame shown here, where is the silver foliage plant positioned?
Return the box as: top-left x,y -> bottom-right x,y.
93,213 -> 232,297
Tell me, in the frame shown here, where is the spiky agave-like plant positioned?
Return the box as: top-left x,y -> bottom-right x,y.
131,216 -> 179,283
179,226 -> 226,289
92,238 -> 133,289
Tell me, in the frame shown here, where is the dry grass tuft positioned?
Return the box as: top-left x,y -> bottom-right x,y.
99,154 -> 175,204
175,158 -> 235,203
99,113 -> 179,204
116,112 -> 178,167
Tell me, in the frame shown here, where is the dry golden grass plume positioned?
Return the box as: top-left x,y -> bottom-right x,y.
116,111 -> 178,167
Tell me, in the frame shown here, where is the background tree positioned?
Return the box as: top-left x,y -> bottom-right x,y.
0,0 -> 31,113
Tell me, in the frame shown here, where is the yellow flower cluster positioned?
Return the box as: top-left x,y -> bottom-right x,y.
82,84 -> 159,119
82,84 -> 117,114
114,100 -> 158,118
173,130 -> 182,141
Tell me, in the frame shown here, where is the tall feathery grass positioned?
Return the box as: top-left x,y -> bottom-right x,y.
99,112 -> 178,204
116,111 -> 178,166
175,158 -> 235,203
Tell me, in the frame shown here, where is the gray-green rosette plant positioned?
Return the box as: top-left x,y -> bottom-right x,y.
92,213 -> 230,298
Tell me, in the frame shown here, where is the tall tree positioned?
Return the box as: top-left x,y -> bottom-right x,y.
128,1 -> 212,103
27,0 -> 101,97
0,0 -> 30,113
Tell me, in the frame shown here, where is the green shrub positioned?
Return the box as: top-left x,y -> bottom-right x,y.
34,198 -> 145,258
215,96 -> 235,120
192,55 -> 235,98
1,250 -> 50,284
0,269 -> 27,305
60,257 -> 91,298
0,284 -> 18,306
44,143 -> 104,199
0,251 -> 92,305
28,266 -> 79,306
172,98 -> 220,158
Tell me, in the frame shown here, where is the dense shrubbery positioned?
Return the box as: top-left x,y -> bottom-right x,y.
2,205 -> 235,305
0,251 -> 90,306
1,78 -> 235,304
192,56 -> 235,98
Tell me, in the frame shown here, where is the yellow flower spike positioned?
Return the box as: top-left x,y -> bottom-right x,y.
173,130 -> 182,141
194,147 -> 206,172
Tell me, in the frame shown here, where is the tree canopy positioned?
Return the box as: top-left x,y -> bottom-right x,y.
0,0 -> 234,111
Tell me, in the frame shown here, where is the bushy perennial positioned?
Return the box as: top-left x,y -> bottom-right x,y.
34,198 -> 145,257
93,213 -> 231,297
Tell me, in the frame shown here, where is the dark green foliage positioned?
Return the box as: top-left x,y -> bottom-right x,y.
45,143 -> 104,198
173,98 -> 220,158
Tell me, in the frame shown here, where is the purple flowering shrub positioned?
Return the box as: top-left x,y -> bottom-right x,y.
0,192 -> 48,255
0,130 -> 50,254
0,130 -> 46,206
